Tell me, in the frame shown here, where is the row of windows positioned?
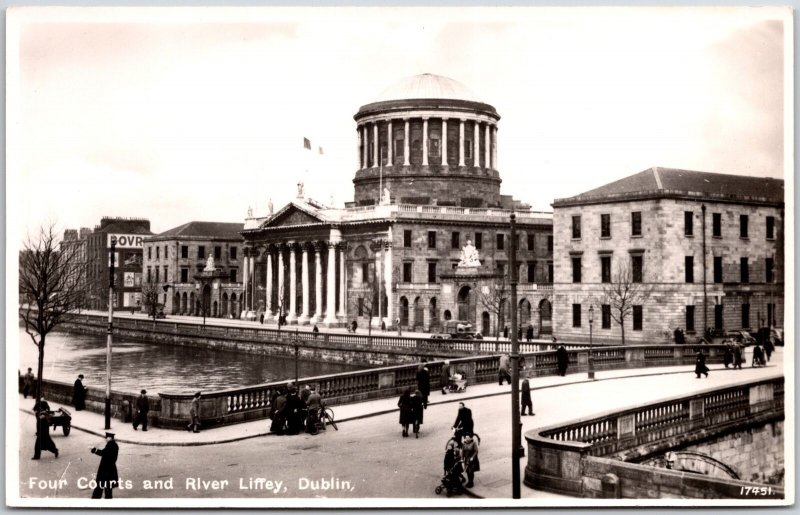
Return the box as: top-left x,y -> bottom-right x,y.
147,266 -> 239,283
147,245 -> 239,261
399,260 -> 555,284
572,255 -> 643,283
405,230 -> 553,252
572,212 -> 777,240
572,304 -> 643,330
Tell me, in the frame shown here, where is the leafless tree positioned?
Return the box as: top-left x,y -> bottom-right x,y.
479,274 -> 509,342
19,223 -> 86,403
140,275 -> 161,322
601,261 -> 653,346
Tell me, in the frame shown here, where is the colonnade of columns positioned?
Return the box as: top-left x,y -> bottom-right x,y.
357,117 -> 498,170
240,242 -> 348,326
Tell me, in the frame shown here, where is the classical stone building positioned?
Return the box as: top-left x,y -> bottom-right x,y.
241,74 -> 554,335
551,167 -> 785,344
143,221 -> 244,317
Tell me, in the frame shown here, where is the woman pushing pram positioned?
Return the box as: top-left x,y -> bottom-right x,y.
435,440 -> 466,496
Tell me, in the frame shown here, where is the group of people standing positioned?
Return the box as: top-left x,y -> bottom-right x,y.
269,383 -> 325,435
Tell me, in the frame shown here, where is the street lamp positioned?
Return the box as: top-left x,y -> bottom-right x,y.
195,283 -> 206,328
105,236 -> 116,430
588,305 -> 595,380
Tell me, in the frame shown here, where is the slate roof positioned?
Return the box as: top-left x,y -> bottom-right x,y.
148,221 -> 244,241
95,222 -> 153,235
553,167 -> 784,207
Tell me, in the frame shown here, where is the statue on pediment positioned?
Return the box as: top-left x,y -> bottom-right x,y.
297,181 -> 305,199
380,187 -> 391,205
204,255 -> 216,272
458,239 -> 481,267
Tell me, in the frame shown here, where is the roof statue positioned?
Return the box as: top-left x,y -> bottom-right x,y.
380,186 -> 391,205
268,198 -> 274,215
297,181 -> 305,199
458,239 -> 481,267
204,255 -> 216,272
247,206 -> 253,218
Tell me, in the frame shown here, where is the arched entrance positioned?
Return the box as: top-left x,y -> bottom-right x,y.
173,293 -> 180,315
443,310 -> 452,321
212,300 -> 218,318
519,298 -> 532,328
429,297 -> 439,331
189,292 -> 196,315
221,293 -> 229,318
413,297 -> 424,330
399,296 -> 409,326
202,284 -> 211,317
482,311 -> 490,336
457,285 -> 475,324
539,298 -> 552,335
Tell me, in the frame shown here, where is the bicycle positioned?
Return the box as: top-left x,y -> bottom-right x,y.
446,429 -> 480,449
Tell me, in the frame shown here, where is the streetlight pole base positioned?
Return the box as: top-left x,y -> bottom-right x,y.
587,371 -> 595,380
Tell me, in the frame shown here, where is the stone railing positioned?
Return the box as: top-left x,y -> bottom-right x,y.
525,376 -> 785,499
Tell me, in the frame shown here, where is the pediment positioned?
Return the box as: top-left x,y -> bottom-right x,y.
263,203 -> 327,228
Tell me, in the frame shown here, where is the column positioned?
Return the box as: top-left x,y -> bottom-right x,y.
242,253 -> 249,316
422,118 -> 429,166
484,123 -> 491,169
298,243 -> 310,324
492,125 -> 498,170
265,249 -> 273,319
441,118 -> 448,166
373,123 -> 379,167
324,243 -> 338,324
473,121 -> 480,167
375,242 -> 383,325
387,121 -> 393,166
403,119 -> 410,166
287,244 -> 298,323
338,243 -> 347,318
357,126 -> 363,169
277,246 -> 285,318
311,242 -> 323,324
458,120 -> 465,166
250,253 -> 256,311
384,242 -> 393,326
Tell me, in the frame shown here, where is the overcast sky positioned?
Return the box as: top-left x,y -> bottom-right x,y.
8,6 -> 790,237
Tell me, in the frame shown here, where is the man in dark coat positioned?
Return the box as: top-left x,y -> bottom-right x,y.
285,387 -> 305,435
526,326 -> 533,342
521,379 -> 534,416
556,345 -> 569,376
397,389 -> 414,437
503,326 -> 509,339
187,392 -> 201,433
416,364 -> 430,408
91,432 -> 119,499
411,389 -> 424,438
452,402 -> 474,444
733,344 -> 744,369
763,337 -> 774,362
270,388 -> 287,435
32,409 -> 58,460
695,350 -> 709,378
133,390 -> 150,431
72,374 -> 87,411
440,360 -> 452,395
22,368 -> 35,399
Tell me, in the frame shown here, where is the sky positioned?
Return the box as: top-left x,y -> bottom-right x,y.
7,6 -> 791,237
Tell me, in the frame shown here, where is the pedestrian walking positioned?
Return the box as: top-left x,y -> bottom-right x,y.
526,326 -> 533,342
517,327 -> 523,341
90,432 -> 119,499
270,387 -> 287,435
521,379 -> 534,416
381,320 -> 387,332
416,363 -> 430,408
187,392 -> 201,433
695,350 -> 709,378
763,337 -> 774,362
503,326 -> 509,339
33,397 -> 51,414
723,343 -> 733,368
411,389 -> 424,438
452,402 -> 474,445
733,344 -> 743,369
312,324 -> 319,338
22,367 -> 35,399
32,410 -> 58,460
556,345 -> 569,376
440,360 -> 452,395
461,434 -> 480,488
752,344 -> 766,367
351,320 -> 358,333
72,374 -> 88,411
132,390 -> 149,431
498,353 -> 511,385
397,388 -> 414,437
396,318 -> 402,336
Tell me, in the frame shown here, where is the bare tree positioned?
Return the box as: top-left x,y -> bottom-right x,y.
602,260 -> 653,346
479,275 -> 509,342
19,223 -> 86,404
140,275 -> 161,322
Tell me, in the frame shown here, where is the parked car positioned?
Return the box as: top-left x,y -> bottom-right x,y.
725,330 -> 756,346
430,334 -> 452,340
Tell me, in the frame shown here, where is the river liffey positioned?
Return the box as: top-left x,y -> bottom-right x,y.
17,327 -> 366,394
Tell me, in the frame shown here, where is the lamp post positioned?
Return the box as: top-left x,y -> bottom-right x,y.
509,213 -> 521,499
162,284 -> 172,316
588,305 -> 595,380
195,283 -> 206,328
105,236 -> 116,430
294,328 -> 300,385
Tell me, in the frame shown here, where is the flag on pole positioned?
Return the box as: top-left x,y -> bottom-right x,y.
303,137 -> 311,150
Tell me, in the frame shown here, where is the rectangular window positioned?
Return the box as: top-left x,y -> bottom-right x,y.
684,211 -> 694,236
427,231 -> 436,249
767,303 -> 775,327
465,140 -> 472,159
155,267 -> 160,282
164,246 -> 168,259
686,306 -> 695,332
229,269 -> 237,282
527,234 -> 535,250
741,303 -> 750,328
714,304 -> 724,330
451,232 -> 460,249
404,230 -> 412,248
712,213 -> 722,237
198,246 -> 206,259
403,262 -> 412,283
156,247 -> 160,259
547,261 -> 554,283
527,261 -> 535,283
182,245 -> 189,259
496,262 -> 505,276
547,236 -> 553,252
394,138 -> 404,160
496,233 -> 505,250
572,304 -> 582,328
358,297 -> 364,316
429,137 -> 440,157
766,216 -> 775,239
163,266 -> 168,282
685,256 -> 694,283
572,257 -> 582,283
474,233 -> 482,250
362,263 -> 369,284
632,255 -> 643,283
601,305 -> 611,329
148,246 -> 152,260
740,214 -> 749,238
212,246 -> 220,260
428,262 -> 437,283
601,256 -> 611,283
572,215 -> 581,239
740,257 -> 749,283
713,256 -> 723,283
631,212 -> 642,236
633,305 -> 643,331
146,267 -> 151,282
181,268 -> 189,283
600,214 -> 611,238
230,246 -> 237,260
766,257 -> 774,283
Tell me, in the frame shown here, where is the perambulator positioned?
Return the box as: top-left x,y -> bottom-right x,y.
445,371 -> 468,393
435,443 -> 466,496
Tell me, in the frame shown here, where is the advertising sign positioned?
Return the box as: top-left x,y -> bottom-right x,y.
124,272 -> 135,288
107,233 -> 145,249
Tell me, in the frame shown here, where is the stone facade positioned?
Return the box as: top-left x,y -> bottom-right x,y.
552,168 -> 784,344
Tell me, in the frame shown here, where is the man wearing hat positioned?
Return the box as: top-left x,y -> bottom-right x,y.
133,390 -> 150,431
72,374 -> 88,411
91,432 -> 119,499
187,392 -> 201,433
32,402 -> 58,460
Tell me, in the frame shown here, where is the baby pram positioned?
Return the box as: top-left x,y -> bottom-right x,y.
435,458 -> 466,496
445,372 -> 468,393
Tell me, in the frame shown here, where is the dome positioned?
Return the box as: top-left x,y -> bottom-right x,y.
372,73 -> 479,103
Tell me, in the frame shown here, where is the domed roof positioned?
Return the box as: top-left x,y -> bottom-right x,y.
372,73 -> 479,103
